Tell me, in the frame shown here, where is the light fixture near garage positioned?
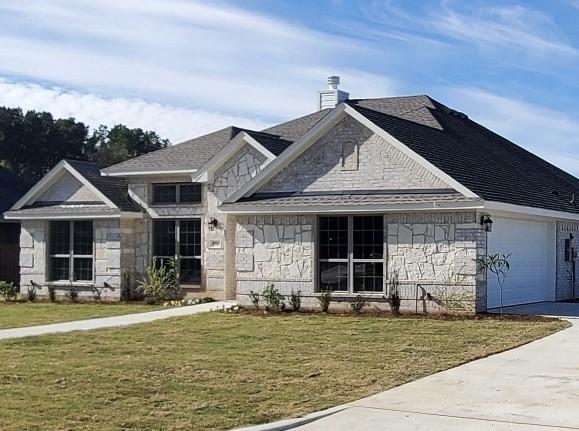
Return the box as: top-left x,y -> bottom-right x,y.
480,214 -> 493,232
208,217 -> 218,231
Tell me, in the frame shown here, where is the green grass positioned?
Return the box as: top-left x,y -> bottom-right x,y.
0,302 -> 160,329
0,312 -> 568,431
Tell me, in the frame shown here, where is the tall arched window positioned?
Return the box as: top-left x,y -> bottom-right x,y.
340,140 -> 359,171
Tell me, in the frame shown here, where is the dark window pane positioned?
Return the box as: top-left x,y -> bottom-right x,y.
318,216 -> 348,260
353,216 -> 383,259
153,221 -> 176,256
50,257 -> 70,281
319,262 -> 348,292
180,258 -> 201,283
353,262 -> 384,293
152,184 -> 177,204
73,221 -> 93,255
179,184 -> 202,203
179,220 -> 201,257
50,221 -> 70,255
73,258 -> 93,281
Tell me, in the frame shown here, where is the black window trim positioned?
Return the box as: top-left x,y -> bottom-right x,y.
150,183 -> 202,205
48,220 -> 95,284
152,218 -> 202,285
316,215 -> 385,295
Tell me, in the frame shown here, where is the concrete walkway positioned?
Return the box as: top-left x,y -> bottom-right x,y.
238,306 -> 579,431
0,300 -> 236,340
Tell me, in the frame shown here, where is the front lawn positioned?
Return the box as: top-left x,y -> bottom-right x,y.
0,302 -> 160,329
0,312 -> 567,431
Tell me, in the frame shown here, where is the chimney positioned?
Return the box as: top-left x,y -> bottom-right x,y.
318,75 -> 349,110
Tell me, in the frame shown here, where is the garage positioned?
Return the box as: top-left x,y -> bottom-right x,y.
486,217 -> 556,308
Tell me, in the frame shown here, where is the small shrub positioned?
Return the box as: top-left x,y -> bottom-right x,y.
137,259 -> 179,303
262,283 -> 284,312
318,289 -> 331,313
350,295 -> 366,313
47,285 -> 57,303
249,290 -> 260,309
91,286 -> 102,302
27,285 -> 37,302
66,288 -> 79,303
289,290 -> 302,312
388,271 -> 401,315
0,281 -> 17,301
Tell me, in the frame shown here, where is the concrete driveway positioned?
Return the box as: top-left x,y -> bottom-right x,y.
242,304 -> 579,431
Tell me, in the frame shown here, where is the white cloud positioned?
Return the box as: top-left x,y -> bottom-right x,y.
443,87 -> 579,175
0,0 -> 397,120
0,79 -> 270,143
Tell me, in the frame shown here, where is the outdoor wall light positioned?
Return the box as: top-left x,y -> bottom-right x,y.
208,217 -> 218,231
480,214 -> 493,232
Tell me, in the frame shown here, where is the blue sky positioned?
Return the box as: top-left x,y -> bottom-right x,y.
1,0 -> 579,173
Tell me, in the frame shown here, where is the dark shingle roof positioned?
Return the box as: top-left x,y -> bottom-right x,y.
0,168 -> 29,217
102,109 -> 331,175
347,96 -> 579,214
66,160 -> 140,212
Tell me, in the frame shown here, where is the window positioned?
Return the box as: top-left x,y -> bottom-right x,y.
152,183 -> 202,204
153,219 -> 201,283
49,221 -> 94,282
318,216 -> 384,293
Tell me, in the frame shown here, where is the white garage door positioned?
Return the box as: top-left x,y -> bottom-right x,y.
487,217 -> 555,308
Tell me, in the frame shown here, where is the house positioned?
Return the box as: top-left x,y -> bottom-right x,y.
0,167 -> 29,287
5,76 -> 579,311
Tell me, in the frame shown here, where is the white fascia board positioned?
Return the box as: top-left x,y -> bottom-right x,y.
225,104 -> 348,203
3,211 -> 142,220
102,169 -> 198,177
343,105 -> 479,199
192,133 -> 276,183
484,201 -> 579,222
218,200 -> 484,215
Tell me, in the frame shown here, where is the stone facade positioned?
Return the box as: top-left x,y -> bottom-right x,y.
261,116 -> 448,193
235,211 -> 487,312
556,221 -> 579,301
19,219 -> 128,301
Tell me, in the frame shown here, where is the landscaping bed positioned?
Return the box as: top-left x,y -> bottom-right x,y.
0,302 -> 161,329
0,311 -> 568,431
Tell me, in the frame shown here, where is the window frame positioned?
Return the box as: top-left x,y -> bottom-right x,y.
152,218 -> 202,285
317,215 -> 385,295
150,183 -> 202,205
48,220 -> 95,284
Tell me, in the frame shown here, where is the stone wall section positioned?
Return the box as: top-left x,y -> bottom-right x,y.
260,115 -> 449,193
556,221 -> 579,300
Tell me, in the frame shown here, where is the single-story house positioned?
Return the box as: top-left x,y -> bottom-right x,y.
5,77 -> 579,311
0,167 -> 29,286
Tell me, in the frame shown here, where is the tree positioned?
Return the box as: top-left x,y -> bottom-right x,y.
90,124 -> 169,165
476,253 -> 511,315
0,106 -> 170,180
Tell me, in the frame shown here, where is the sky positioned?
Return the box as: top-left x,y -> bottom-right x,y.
1,0 -> 579,174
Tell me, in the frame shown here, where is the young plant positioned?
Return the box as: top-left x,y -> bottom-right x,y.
289,290 -> 302,312
47,285 -> 57,303
388,271 -> 401,315
476,253 -> 511,315
318,289 -> 332,313
27,285 -> 37,302
66,288 -> 79,303
249,290 -> 260,309
91,285 -> 102,302
0,281 -> 17,301
350,295 -> 366,314
262,283 -> 284,312
137,259 -> 179,304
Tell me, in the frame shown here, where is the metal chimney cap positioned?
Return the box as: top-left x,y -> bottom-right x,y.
327,76 -> 340,89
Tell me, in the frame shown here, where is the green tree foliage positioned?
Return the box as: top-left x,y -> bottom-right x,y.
0,107 -> 169,180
